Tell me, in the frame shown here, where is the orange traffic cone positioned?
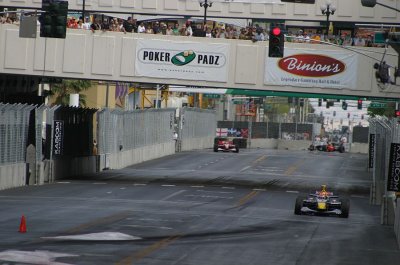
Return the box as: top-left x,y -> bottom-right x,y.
19,215 -> 27,233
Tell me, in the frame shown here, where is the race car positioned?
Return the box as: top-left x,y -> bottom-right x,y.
309,142 -> 345,153
213,138 -> 239,153
294,185 -> 349,218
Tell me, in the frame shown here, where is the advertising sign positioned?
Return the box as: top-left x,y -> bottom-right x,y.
53,120 -> 64,156
368,134 -> 375,169
264,48 -> 358,89
135,39 -> 229,83
387,143 -> 400,192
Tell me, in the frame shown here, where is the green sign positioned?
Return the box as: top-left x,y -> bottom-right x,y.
203,94 -> 221,99
369,102 -> 387,108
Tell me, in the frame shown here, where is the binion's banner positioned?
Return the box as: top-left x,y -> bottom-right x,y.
264,48 -> 358,89
135,39 -> 229,83
387,143 -> 400,192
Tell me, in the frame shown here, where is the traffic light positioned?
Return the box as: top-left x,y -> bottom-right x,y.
342,101 -> 347,110
269,26 -> 284,58
357,99 -> 363,110
395,110 -> 400,117
40,0 -> 68,38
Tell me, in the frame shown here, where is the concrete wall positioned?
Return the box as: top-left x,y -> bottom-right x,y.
395,199 -> 400,249
0,163 -> 26,190
181,137 -> 215,152
249,139 -> 278,149
349,143 -> 369,154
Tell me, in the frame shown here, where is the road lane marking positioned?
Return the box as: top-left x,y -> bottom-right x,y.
133,183 -> 147,186
222,187 -> 235,190
254,155 -> 267,164
162,184 -> 176,187
190,185 -> 204,188
286,191 -> 299,194
64,211 -> 132,234
236,191 -> 259,207
284,159 -> 306,176
161,190 -> 186,201
253,188 -> 266,192
125,225 -> 173,230
117,235 -> 182,264
240,166 -> 251,172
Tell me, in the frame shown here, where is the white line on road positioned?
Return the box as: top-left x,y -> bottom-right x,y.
240,166 -> 251,172
133,183 -> 147,186
162,190 -> 187,201
286,191 -> 299,194
125,225 -> 173,230
162,184 -> 176,187
191,185 -> 204,188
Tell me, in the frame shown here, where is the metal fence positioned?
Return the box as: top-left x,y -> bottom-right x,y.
369,117 -> 400,227
217,121 -> 314,140
181,108 -> 217,139
97,108 -> 175,155
0,103 -> 35,166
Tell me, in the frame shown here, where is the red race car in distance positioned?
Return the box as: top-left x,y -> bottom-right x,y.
213,138 -> 239,153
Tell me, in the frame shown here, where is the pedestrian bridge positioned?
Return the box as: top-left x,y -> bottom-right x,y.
0,24 -> 399,99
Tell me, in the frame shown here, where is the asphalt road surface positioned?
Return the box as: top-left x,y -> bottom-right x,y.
0,149 -> 399,265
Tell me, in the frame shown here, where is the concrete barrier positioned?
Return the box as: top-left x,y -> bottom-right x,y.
395,199 -> 400,249
349,143 -> 369,154
0,163 -> 26,190
181,137 -> 214,152
101,142 -> 175,171
248,139 -> 278,149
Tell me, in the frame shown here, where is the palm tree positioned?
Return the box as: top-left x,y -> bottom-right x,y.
50,79 -> 92,107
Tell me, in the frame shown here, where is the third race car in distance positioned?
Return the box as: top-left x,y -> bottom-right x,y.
294,185 -> 350,218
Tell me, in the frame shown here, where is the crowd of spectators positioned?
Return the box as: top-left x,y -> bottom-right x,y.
66,16 -> 384,47
0,13 -> 385,48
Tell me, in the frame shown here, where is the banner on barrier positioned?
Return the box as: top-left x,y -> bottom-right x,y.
388,143 -> 400,192
53,120 -> 64,156
264,48 -> 358,89
135,39 -> 229,83
368,134 -> 376,169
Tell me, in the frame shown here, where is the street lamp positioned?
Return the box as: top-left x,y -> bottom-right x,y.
320,0 -> 336,36
199,0 -> 213,26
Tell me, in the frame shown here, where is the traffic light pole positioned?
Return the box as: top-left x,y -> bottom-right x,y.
82,0 -> 86,20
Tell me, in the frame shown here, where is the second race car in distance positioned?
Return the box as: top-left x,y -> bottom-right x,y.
294,185 -> 350,218
214,138 -> 239,153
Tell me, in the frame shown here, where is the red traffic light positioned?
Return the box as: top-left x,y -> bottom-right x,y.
395,110 -> 400,117
272,27 -> 281,36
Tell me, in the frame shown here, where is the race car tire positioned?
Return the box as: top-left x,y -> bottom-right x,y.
213,145 -> 218,152
234,145 -> 239,153
339,145 -> 345,153
294,196 -> 304,215
340,198 -> 350,218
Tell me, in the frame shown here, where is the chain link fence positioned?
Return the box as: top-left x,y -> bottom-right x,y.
0,103 -> 35,165
97,108 -> 175,155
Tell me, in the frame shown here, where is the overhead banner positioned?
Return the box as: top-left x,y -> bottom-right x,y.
387,143 -> 400,192
264,48 -> 358,89
368,134 -> 376,169
189,0 -> 280,3
135,39 -> 229,83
